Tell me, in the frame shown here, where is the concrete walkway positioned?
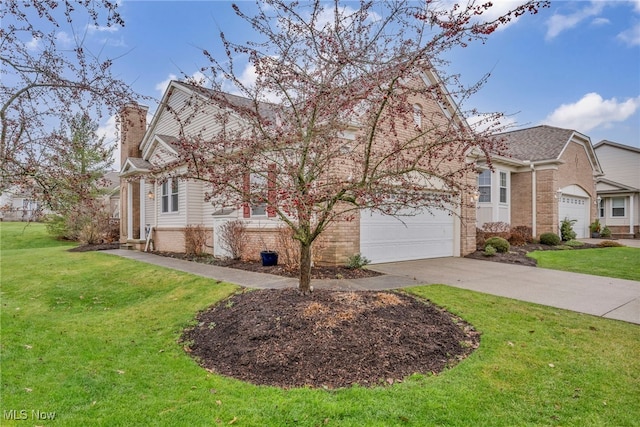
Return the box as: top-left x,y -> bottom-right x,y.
104,245 -> 640,325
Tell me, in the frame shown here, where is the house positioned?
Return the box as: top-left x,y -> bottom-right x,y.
0,186 -> 48,221
475,125 -> 603,239
118,71 -> 479,265
593,140 -> 639,238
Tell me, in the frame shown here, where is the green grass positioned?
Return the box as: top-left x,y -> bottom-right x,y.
528,247 -> 640,281
2,222 -> 640,426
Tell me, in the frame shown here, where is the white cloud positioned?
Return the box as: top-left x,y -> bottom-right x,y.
55,31 -> 74,48
155,74 -> 177,94
545,1 -> 605,40
618,22 -> 640,46
86,24 -> 120,35
543,93 -> 640,132
25,36 -> 41,51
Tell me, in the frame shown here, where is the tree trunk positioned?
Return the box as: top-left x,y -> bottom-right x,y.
298,241 -> 312,295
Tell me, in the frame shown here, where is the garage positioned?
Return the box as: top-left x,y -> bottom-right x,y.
559,195 -> 589,238
360,208 -> 455,263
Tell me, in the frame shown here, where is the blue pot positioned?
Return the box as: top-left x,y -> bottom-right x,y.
260,251 -> 278,266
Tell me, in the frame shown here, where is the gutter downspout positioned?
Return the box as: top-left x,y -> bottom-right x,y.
531,163 -> 537,237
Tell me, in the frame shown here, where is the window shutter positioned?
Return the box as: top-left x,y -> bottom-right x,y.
267,164 -> 277,217
243,173 -> 250,218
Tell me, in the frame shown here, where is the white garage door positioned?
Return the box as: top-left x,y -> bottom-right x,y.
360,208 -> 455,263
559,196 -> 589,238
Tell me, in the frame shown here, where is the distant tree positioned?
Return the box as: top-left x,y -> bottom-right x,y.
0,0 -> 141,197
160,0 -> 549,293
43,113 -> 114,241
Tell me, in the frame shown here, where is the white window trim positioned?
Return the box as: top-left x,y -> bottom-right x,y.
161,179 -> 179,214
478,170 -> 491,203
249,173 -> 267,218
499,171 -> 508,204
611,197 -> 626,218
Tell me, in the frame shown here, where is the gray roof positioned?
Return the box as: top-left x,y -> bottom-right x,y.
126,157 -> 152,170
494,125 -> 577,161
172,81 -> 279,122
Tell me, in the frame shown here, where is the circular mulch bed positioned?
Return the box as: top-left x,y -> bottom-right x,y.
182,289 -> 480,389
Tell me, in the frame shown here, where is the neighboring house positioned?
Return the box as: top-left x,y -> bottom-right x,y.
593,141 -> 639,238
0,186 -> 48,221
475,125 -> 603,239
101,171 -> 121,219
119,73 -> 478,265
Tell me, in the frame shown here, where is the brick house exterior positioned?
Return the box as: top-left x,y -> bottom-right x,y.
476,125 -> 603,239
119,73 -> 478,265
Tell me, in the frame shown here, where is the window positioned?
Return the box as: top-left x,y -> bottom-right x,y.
413,104 -> 422,129
478,170 -> 491,203
611,197 -> 625,217
250,173 -> 267,217
161,179 -> 179,213
598,198 -> 605,218
499,172 -> 507,204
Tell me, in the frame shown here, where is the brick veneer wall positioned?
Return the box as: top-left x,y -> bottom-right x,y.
153,227 -> 213,253
557,141 -> 598,223
535,168 -> 559,235
510,171 -> 533,228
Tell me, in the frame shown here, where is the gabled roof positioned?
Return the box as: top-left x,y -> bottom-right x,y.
593,140 -> 640,154
493,125 -> 602,174
596,177 -> 640,193
495,125 -> 576,161
120,157 -> 152,176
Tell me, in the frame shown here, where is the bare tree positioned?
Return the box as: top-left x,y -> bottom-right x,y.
1,0 -> 142,199
160,0 -> 549,293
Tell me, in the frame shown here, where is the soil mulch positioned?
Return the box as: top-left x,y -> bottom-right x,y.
465,242 -> 600,266
68,242 -> 120,252
182,288 -> 480,389
152,251 -> 382,280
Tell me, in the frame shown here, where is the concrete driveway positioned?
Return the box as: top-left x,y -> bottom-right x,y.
369,256 -> 640,325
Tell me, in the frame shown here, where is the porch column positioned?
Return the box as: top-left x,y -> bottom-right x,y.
629,194 -> 635,235
140,178 -> 146,239
127,181 -> 133,239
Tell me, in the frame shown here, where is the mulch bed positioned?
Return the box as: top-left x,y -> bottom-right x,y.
68,242 -> 120,252
465,242 -> 600,266
151,251 -> 382,280
182,288 -> 480,389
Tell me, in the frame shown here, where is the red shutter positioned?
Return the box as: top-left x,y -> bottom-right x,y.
242,173 -> 250,218
267,163 -> 276,217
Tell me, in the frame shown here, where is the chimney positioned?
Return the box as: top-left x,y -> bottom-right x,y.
119,103 -> 148,166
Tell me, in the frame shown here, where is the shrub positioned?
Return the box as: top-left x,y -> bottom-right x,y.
476,228 -> 486,249
601,226 -> 612,238
481,221 -> 511,241
276,226 -> 299,269
217,220 -> 248,259
560,217 -> 577,241
598,240 -> 623,248
509,225 -> 533,246
346,253 -> 371,269
484,237 -> 510,253
540,232 -> 561,246
483,245 -> 497,257
184,224 -> 208,256
564,240 -> 584,247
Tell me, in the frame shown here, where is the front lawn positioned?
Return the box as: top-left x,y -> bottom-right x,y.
2,223 -> 639,426
528,246 -> 640,281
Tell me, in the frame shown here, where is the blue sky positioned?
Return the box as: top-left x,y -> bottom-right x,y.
70,1 -> 640,162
